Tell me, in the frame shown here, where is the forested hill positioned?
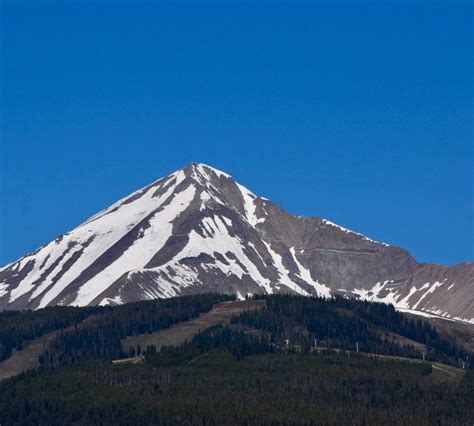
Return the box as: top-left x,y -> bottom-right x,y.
0,294 -> 232,365
0,294 -> 472,370
0,294 -> 473,424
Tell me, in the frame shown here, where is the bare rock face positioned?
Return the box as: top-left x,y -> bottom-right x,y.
0,163 -> 472,322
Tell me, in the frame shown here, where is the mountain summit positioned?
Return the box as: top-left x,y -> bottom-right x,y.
0,163 -> 472,321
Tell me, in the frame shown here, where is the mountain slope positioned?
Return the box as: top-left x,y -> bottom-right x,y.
0,163 -> 472,322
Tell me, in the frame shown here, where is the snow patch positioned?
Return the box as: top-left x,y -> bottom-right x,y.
99,294 -> 123,306
263,242 -> 308,296
289,247 -> 331,298
196,163 -> 232,180
412,280 -> 447,310
0,282 -> 8,298
321,218 -> 389,246
34,171 -> 187,308
200,191 -> 211,210
236,183 -> 259,226
150,215 -> 273,294
222,216 -> 233,227
68,184 -> 196,307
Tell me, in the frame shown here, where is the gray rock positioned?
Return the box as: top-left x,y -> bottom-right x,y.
0,163 -> 472,323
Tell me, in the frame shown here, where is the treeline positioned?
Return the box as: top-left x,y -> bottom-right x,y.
233,295 -> 473,367
345,297 -> 470,363
40,293 -> 232,365
0,306 -> 101,362
2,294 -> 470,370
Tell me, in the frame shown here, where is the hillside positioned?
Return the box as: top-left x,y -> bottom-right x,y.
0,294 -> 472,424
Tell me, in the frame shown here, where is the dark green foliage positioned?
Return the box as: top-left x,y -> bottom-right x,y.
0,350 -> 472,425
145,325 -> 270,367
233,295 -> 472,367
345,297 -> 471,364
41,294 -> 233,364
0,306 -> 101,362
0,294 -> 473,424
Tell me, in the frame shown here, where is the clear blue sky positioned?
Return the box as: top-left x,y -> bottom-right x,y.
1,1 -> 472,266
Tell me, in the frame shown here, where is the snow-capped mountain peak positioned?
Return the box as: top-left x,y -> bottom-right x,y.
0,164 -> 472,323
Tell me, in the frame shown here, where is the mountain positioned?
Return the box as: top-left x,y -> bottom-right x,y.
0,163 -> 472,322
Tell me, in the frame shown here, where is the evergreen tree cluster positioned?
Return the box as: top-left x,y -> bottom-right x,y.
1,294 -> 473,424
232,295 -> 472,367
145,325 -> 270,367
40,293 -> 232,364
1,349 -> 472,425
0,306 -> 101,362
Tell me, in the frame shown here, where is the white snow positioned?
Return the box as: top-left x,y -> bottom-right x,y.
351,279 -> 473,324
190,166 -> 228,207
412,279 -> 447,310
148,215 -> 273,294
395,307 -> 473,325
289,247 -> 331,297
395,308 -> 448,320
196,163 -> 232,180
29,244 -> 86,300
0,282 -> 8,298
262,242 -> 309,296
395,283 -> 429,309
248,242 -> 266,267
201,217 -> 216,237
222,216 -> 233,227
9,239 -> 74,303
453,316 -> 474,324
31,171 -> 187,308
99,294 -> 123,306
351,280 -> 400,306
321,218 -> 389,246
200,191 -> 211,210
351,280 -> 446,311
236,183 -> 259,226
70,183 -> 196,306
83,171 -> 179,226
1,161 -> 468,327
